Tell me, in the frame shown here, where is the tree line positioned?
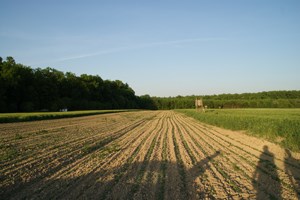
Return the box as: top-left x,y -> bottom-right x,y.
151,91 -> 300,109
1,56 -> 299,112
0,56 -> 155,112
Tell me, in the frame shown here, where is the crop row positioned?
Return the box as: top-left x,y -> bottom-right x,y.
177,109 -> 300,151
1,111 -> 299,199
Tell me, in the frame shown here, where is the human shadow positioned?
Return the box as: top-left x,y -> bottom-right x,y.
189,151 -> 220,175
1,152 -> 221,200
188,151 -> 220,199
285,149 -> 300,199
253,145 -> 282,200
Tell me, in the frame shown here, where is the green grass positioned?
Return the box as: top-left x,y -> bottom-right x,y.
0,110 -> 129,123
176,109 -> 300,152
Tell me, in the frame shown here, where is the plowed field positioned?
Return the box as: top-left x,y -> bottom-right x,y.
1,111 -> 299,199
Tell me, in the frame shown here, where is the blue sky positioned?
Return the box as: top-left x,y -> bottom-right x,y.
1,0 -> 299,96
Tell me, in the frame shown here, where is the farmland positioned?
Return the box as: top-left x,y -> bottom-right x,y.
0,110 -> 127,123
1,111 -> 300,199
177,109 -> 300,151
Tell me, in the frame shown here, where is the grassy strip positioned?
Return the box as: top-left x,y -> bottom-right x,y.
0,110 -> 129,123
176,109 -> 300,151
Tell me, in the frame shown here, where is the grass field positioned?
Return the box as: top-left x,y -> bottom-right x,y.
1,111 -> 299,199
176,109 -> 300,151
0,110 -> 128,123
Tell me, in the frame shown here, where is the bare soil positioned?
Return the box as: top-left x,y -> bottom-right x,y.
1,111 -> 299,199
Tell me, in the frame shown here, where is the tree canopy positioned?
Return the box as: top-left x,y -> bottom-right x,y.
1,56 -> 299,112
151,91 -> 300,110
0,57 -> 154,112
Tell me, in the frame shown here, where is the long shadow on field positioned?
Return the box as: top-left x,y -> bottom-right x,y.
0,120 -> 148,199
285,149 -> 300,199
1,152 -> 221,200
253,145 -> 282,200
188,151 -> 220,199
4,147 -> 296,200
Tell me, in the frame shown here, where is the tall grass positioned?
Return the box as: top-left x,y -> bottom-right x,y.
176,109 -> 300,152
0,110 -> 128,123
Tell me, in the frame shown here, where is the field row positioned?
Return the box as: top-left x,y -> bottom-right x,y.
0,110 -> 128,123
177,109 -> 300,151
0,111 -> 299,199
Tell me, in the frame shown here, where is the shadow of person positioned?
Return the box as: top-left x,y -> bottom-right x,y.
285,149 -> 300,198
2,151 -> 221,200
188,151 -> 220,199
189,151 -> 220,175
253,145 -> 282,200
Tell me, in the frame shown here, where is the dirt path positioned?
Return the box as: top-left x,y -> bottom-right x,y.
1,111 -> 299,199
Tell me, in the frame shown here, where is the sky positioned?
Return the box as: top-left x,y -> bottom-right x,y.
1,0 -> 300,96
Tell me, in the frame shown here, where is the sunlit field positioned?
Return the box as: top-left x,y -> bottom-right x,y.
1,111 -> 299,199
0,110 -> 127,123
177,109 -> 300,151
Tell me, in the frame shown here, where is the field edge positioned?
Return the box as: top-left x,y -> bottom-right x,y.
175,109 -> 300,152
0,110 -> 135,123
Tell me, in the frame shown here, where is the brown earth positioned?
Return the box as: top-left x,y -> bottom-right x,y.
0,111 -> 299,199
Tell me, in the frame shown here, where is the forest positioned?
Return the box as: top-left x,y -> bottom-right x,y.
152,91 -> 300,109
0,56 -> 154,112
0,56 -> 299,112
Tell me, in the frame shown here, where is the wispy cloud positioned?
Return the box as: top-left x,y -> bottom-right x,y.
51,37 -> 228,63
137,37 -> 227,47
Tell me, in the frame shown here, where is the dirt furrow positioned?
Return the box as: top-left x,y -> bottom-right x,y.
133,112 -> 169,200
168,115 -> 195,199
173,113 -> 236,199
200,122 -> 300,173
153,113 -> 171,200
180,114 -> 298,193
176,112 -> 299,199
162,116 -> 182,200
108,114 -> 165,199
1,121 -> 126,171
71,113 -> 164,200
176,114 -> 281,198
1,111 -> 299,200
28,115 -> 159,200
0,113 -> 144,169
0,112 -> 131,136
170,116 -> 201,199
1,113 -> 156,199
172,118 -> 221,199
3,117 -> 145,181
33,112 -> 162,200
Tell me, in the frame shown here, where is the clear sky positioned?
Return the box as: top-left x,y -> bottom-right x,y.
1,0 -> 299,97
